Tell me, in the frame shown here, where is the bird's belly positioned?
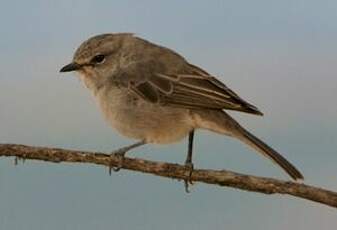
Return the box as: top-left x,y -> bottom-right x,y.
96,88 -> 193,144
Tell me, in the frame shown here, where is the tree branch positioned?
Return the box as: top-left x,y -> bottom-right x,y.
1,143 -> 337,209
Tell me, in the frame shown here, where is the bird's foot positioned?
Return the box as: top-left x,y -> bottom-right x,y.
184,162 -> 194,193
108,150 -> 126,175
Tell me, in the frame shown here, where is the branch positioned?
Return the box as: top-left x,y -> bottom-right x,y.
1,144 -> 337,209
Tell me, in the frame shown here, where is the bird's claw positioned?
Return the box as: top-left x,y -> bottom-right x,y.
184,162 -> 194,193
108,150 -> 126,175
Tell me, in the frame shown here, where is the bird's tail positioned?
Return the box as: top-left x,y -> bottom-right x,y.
192,110 -> 303,180
236,127 -> 303,180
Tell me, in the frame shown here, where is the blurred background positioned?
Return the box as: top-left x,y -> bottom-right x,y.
0,0 -> 337,229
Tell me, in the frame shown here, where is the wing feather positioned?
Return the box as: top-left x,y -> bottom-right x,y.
154,73 -> 263,115
119,63 -> 263,115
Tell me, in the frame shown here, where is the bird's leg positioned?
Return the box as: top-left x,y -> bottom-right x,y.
184,130 -> 195,193
109,140 -> 146,174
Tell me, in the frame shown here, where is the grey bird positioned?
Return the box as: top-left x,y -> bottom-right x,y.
60,33 -> 303,182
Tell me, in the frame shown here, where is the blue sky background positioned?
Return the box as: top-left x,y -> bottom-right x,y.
1,0 -> 337,229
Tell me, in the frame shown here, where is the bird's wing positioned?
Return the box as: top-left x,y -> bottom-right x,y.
115,63 -> 263,115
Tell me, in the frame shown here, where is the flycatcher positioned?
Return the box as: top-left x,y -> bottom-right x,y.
60,33 -> 303,181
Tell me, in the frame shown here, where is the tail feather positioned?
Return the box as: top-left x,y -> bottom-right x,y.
192,110 -> 303,180
238,128 -> 303,180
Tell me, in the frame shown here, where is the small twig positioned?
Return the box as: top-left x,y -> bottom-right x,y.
1,143 -> 337,209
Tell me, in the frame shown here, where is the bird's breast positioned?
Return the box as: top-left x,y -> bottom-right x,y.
95,86 -> 194,144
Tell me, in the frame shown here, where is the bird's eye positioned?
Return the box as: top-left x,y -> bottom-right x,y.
91,54 -> 105,64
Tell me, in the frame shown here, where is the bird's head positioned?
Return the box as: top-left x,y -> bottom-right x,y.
60,33 -> 136,91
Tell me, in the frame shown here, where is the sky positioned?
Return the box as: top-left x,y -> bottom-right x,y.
1,0 -> 337,229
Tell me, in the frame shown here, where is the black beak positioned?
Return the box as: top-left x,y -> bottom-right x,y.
60,62 -> 81,72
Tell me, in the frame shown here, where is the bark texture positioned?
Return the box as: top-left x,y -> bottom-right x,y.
1,144 -> 337,209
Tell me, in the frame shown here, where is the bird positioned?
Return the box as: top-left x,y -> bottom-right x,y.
60,33 -> 303,184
